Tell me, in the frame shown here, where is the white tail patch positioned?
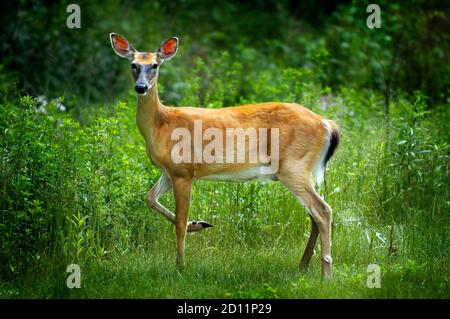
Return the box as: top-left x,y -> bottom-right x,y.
312,120 -> 332,187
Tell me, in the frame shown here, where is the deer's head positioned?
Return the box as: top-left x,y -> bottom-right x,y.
110,33 -> 178,95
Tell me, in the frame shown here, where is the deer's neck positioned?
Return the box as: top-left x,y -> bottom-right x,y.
136,82 -> 166,146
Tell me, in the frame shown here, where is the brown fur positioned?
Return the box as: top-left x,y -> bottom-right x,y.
134,52 -> 156,64
137,84 -> 331,180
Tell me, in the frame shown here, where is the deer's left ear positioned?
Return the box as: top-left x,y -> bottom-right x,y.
110,33 -> 136,59
158,37 -> 179,61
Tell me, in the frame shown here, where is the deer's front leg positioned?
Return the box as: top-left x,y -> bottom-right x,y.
147,174 -> 212,232
172,176 -> 192,270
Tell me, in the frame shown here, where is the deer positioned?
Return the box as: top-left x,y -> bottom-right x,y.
110,33 -> 340,278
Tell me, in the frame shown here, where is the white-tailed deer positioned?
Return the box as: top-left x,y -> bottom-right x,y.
110,33 -> 340,278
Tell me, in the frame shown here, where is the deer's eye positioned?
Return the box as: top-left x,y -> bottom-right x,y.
151,63 -> 158,69
131,63 -> 137,70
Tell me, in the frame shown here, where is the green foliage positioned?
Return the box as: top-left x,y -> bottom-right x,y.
1,0 -> 166,106
323,0 -> 450,105
1,1 -> 448,108
0,91 -> 162,280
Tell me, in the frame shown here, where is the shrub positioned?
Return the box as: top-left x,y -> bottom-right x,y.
0,92 -> 160,280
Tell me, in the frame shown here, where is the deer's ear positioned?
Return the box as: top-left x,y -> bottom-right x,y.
158,37 -> 179,61
110,33 -> 135,59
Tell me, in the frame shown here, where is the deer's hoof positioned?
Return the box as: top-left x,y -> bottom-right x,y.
187,221 -> 213,232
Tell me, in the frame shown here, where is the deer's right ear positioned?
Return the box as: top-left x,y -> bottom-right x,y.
110,33 -> 135,59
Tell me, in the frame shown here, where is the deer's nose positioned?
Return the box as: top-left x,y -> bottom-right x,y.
135,83 -> 148,94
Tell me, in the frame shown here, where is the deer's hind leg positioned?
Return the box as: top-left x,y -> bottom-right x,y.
278,171 -> 333,278
300,216 -> 319,271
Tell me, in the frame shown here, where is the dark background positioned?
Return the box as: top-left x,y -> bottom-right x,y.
1,0 -> 449,109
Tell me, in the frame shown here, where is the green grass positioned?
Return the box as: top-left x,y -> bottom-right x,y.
2,141 -> 449,298
2,228 -> 448,298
